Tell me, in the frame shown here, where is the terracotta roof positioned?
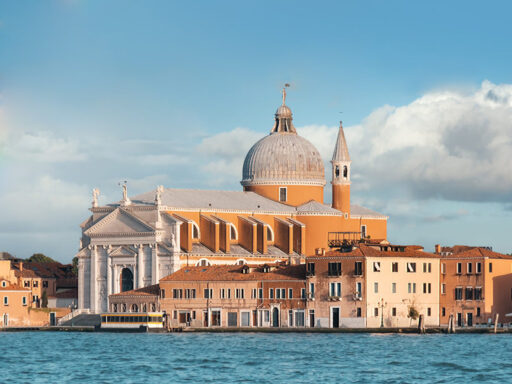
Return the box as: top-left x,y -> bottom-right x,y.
14,267 -> 39,278
160,264 -> 306,282
0,283 -> 30,291
110,284 -> 160,297
441,247 -> 512,260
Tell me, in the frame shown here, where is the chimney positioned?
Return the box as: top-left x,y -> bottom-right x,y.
19,262 -> 23,272
435,244 -> 441,254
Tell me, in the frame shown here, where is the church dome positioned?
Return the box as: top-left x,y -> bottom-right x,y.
241,91 -> 325,186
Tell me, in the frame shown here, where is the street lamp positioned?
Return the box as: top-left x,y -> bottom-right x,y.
379,298 -> 387,328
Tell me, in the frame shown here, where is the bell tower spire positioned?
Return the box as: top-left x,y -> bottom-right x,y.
331,121 -> 351,215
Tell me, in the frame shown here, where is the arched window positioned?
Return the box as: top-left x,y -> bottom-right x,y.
192,222 -> 200,240
196,259 -> 211,267
266,225 -> 274,242
151,303 -> 156,312
343,166 -> 348,178
230,224 -> 238,241
113,304 -> 118,313
120,268 -> 133,292
235,259 -> 247,265
142,304 -> 147,313
122,303 -> 127,312
335,165 -> 340,178
131,304 -> 138,313
1,281 -> 6,288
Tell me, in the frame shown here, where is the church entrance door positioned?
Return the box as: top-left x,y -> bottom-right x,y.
120,268 -> 134,292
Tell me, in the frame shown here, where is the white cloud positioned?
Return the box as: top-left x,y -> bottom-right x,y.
5,131 -> 87,163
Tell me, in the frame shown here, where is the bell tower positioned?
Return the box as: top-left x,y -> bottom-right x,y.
331,121 -> 351,215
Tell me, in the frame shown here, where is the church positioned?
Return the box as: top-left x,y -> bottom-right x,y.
77,90 -> 388,313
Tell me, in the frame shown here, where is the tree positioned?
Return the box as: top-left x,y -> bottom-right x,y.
41,290 -> 48,308
28,253 -> 57,264
408,306 -> 419,326
72,257 -> 78,276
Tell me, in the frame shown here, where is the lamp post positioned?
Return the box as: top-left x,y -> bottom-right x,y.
379,298 -> 387,328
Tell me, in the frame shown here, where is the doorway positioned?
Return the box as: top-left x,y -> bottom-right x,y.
120,268 -> 134,292
457,313 -> 462,327
3,314 -> 8,327
50,312 -> 57,326
332,307 -> 340,328
467,313 -> 473,327
272,307 -> 279,327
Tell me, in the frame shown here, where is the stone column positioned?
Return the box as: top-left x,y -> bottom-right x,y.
78,258 -> 85,309
107,256 -> 112,297
90,245 -> 97,313
137,244 -> 144,289
151,244 -> 158,284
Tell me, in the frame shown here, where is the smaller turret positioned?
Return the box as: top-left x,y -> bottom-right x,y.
331,121 -> 351,215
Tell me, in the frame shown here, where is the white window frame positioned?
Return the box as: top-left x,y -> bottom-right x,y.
235,259 -> 247,265
266,225 -> 275,242
361,225 -> 367,239
476,262 -> 482,274
1,281 -> 6,288
3,296 -> 8,306
240,310 -> 251,327
441,263 -> 446,274
456,262 -> 462,274
467,263 -> 473,274
329,282 -> 341,297
441,283 -> 446,295
230,223 -> 238,241
279,187 -> 287,202
196,258 -> 211,267
373,262 -> 381,272
22,296 -> 27,306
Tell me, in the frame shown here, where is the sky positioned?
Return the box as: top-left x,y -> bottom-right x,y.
0,0 -> 511,262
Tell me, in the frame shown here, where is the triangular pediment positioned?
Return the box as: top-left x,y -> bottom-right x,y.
85,208 -> 155,236
109,246 -> 138,257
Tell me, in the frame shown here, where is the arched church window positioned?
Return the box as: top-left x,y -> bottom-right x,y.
120,268 -> 134,292
122,303 -> 127,312
132,304 -> 138,313
266,225 -> 274,242
335,165 -> 340,178
142,304 -> 147,313
235,259 -> 247,265
151,303 -> 156,312
343,166 -> 348,178
196,259 -> 211,267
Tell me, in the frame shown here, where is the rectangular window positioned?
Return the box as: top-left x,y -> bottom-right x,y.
276,288 -> 281,299
392,307 -> 397,317
465,287 -> 473,300
329,282 -> 341,297
356,308 -> 362,317
307,262 -> 315,276
441,283 -> 446,294
392,262 -> 398,273
441,263 -> 446,274
173,310 -> 177,320
354,262 -> 363,276
191,289 -> 196,299
423,263 -> 427,273
392,282 -> 396,294
475,287 -> 482,300
423,283 -> 427,294
279,187 -> 287,202
489,263 -> 493,273
309,283 -> 315,299
22,296 -> 27,306
423,283 -> 431,294
235,289 -> 244,299
467,263 -> 473,274
269,289 -> 274,299
288,310 -> 293,327
427,308 -> 431,316
43,281 -> 49,288
476,262 -> 482,274
413,283 -> 416,293
192,311 -> 196,320
407,263 -> 416,273
295,311 -> 305,327
328,262 -> 342,276
220,288 -> 225,299
455,287 -> 463,300
361,225 -> 367,239
288,288 -> 293,299
477,307 -> 481,317
241,312 -> 250,327
373,262 -> 381,272
203,289 -> 212,299
3,296 -> 8,306
24,281 -> 30,288
428,263 -> 432,273
33,281 -> 38,288
456,263 -> 462,274
258,288 -> 263,299
374,307 -> 378,317
356,282 -> 362,296
442,307 -> 446,317
251,288 -> 257,299
281,288 -> 286,299
408,283 -> 411,294
374,282 -> 379,293
227,289 -> 231,299
301,288 -> 306,299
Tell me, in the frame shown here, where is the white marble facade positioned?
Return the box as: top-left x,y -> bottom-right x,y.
77,187 -> 180,313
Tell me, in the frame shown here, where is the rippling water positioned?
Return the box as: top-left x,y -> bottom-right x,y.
1,332 -> 510,383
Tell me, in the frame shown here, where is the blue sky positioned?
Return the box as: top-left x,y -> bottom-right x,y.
1,1 -> 511,262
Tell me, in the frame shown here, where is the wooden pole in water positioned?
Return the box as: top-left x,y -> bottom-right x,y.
418,314 -> 425,334
448,314 -> 455,334
494,314 -> 499,334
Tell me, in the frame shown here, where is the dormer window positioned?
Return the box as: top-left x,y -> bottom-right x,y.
263,265 -> 270,273
241,265 -> 249,274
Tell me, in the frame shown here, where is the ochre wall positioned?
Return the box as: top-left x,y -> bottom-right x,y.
244,184 -> 324,206
199,215 -> 219,253
332,184 -> 350,214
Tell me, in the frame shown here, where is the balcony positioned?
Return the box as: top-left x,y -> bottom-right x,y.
327,296 -> 342,302
328,232 -> 362,248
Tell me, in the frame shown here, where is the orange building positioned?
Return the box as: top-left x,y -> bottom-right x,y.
159,264 -> 307,328
437,246 -> 512,327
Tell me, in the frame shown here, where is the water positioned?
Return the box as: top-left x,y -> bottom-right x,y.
0,332 -> 510,383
